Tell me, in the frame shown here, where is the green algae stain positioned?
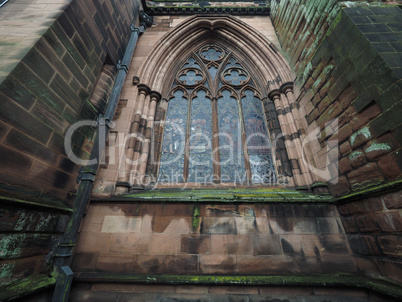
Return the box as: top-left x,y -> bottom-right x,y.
192,205 -> 201,232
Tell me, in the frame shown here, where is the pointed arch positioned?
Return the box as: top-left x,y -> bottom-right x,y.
135,15 -> 294,96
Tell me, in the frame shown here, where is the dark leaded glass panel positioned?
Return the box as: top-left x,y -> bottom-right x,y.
188,90 -> 213,183
159,90 -> 188,183
242,89 -> 277,184
217,90 -> 245,183
209,66 -> 218,80
183,57 -> 201,69
226,57 -> 242,68
200,47 -> 222,61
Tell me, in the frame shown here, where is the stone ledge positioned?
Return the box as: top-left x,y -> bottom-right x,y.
0,275 -> 56,302
94,188 -> 335,203
335,179 -> 402,204
73,272 -> 402,299
0,193 -> 73,213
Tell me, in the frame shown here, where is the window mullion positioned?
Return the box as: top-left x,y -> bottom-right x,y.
183,94 -> 192,182
238,98 -> 252,184
211,97 -> 220,183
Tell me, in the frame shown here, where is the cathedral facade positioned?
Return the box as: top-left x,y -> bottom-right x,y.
0,0 -> 401,301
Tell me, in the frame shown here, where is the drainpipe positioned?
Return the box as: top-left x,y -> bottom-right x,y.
50,10 -> 153,302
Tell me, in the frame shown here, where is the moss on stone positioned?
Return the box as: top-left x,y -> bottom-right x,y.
74,272 -> 402,299
0,275 -> 56,301
121,188 -> 334,203
336,178 -> 402,202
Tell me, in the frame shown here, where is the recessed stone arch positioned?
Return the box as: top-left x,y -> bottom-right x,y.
116,15 -> 314,190
135,15 -> 295,96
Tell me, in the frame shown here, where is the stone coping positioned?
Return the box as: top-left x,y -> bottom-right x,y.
101,187 -> 334,203
0,275 -> 56,302
92,180 -> 402,203
143,0 -> 270,15
74,272 -> 402,299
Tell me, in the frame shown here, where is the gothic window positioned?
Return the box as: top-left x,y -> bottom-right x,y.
158,44 -> 277,184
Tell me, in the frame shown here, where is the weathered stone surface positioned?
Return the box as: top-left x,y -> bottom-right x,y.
383,191 -> 402,209
348,150 -> 367,168
375,212 -> 402,232
378,235 -> 402,258
378,152 -> 401,180
350,127 -> 372,149
328,176 -> 351,197
339,157 -> 352,175
347,163 -> 384,190
363,133 -> 398,161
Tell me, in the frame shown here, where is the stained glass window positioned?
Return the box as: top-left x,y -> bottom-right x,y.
242,89 -> 277,184
188,90 -> 213,183
158,90 -> 188,183
158,44 -> 277,184
218,90 -> 245,182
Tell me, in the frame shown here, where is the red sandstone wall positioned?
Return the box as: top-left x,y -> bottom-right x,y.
72,202 -> 355,276
339,189 -> 402,284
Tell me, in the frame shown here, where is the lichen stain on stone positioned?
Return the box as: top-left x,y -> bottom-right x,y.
350,126 -> 371,147
349,150 -> 363,159
366,142 -> 391,153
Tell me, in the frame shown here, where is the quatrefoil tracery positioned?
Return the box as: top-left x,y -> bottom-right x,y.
221,68 -> 249,87
177,68 -> 205,87
199,45 -> 225,63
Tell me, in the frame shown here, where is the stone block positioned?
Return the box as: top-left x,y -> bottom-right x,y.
375,259 -> 402,284
0,76 -> 36,109
164,255 -> 198,274
378,235 -> 402,258
328,176 -> 351,197
383,191 -> 402,210
151,217 -> 191,234
0,144 -> 33,178
0,92 -> 53,144
331,124 -> 353,144
149,233 -> 181,255
199,254 -> 236,274
237,255 -> 297,274
181,235 -> 211,254
375,211 -> 402,232
109,233 -> 151,254
320,254 -> 357,273
338,202 -> 365,216
349,234 -> 381,256
348,163 -> 384,191
101,216 -> 142,233
317,102 -> 343,129
348,150 -> 367,168
341,216 -> 358,233
370,103 -> 402,138
75,231 -> 111,253
72,253 -> 98,271
210,234 -> 238,255
364,133 -> 398,161
234,217 -> 259,234
162,204 -> 193,216
131,255 -> 165,274
201,217 -> 236,234
356,215 -> 381,233
350,127 -> 372,149
338,157 -> 352,175
4,128 -> 59,165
